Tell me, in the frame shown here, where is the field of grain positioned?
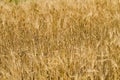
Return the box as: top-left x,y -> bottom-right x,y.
0,0 -> 120,80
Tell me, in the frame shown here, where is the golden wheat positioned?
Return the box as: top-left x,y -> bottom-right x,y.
0,0 -> 120,80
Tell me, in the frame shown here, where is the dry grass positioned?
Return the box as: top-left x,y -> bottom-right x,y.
0,0 -> 120,80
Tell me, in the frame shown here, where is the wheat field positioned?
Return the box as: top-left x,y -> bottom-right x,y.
0,0 -> 120,80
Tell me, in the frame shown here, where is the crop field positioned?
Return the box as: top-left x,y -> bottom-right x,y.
0,0 -> 120,80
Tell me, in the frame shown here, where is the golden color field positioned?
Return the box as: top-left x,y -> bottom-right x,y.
0,0 -> 120,80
